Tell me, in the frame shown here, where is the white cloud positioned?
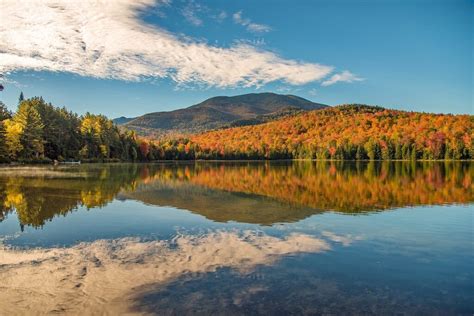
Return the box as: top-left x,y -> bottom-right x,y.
276,86 -> 293,93
0,0 -> 362,88
215,10 -> 227,22
181,0 -> 204,26
150,0 -> 172,18
321,70 -> 364,86
234,38 -> 267,47
276,85 -> 302,94
0,75 -> 27,89
233,11 -> 271,33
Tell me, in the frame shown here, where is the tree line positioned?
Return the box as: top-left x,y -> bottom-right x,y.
0,96 -> 141,163
179,105 -> 472,161
107,105 -> 473,162
0,97 -> 472,163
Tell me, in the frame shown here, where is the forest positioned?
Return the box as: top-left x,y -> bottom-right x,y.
0,95 -> 141,163
183,105 -> 472,160
0,95 -> 472,163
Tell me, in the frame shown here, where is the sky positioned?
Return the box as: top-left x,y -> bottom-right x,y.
0,0 -> 472,117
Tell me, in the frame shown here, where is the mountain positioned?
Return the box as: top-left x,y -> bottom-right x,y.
224,107 -> 306,128
117,93 -> 327,137
112,116 -> 135,125
155,104 -> 472,160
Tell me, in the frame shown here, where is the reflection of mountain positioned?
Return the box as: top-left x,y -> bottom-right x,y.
0,162 -> 472,228
0,231 -> 336,315
124,162 -> 472,220
117,181 -> 320,225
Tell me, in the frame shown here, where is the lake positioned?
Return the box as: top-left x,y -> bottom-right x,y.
0,161 -> 472,315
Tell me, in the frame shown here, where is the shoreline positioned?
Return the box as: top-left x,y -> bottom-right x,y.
0,158 -> 473,167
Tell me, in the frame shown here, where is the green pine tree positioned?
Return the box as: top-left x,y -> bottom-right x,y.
0,102 -> 11,162
0,121 -> 9,163
18,91 -> 25,105
0,101 -> 12,121
14,100 -> 44,159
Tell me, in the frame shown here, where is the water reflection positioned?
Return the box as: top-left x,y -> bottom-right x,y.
0,164 -> 141,228
0,161 -> 472,228
0,230 -> 344,314
0,163 -> 472,315
183,161 -> 473,211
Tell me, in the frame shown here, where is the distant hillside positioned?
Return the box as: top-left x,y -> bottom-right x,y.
112,116 -> 134,125
223,107 -> 306,129
117,93 -> 327,137
150,104 -> 472,160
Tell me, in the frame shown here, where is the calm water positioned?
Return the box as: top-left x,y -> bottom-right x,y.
0,162 -> 472,315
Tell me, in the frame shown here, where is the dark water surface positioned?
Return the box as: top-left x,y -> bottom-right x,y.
0,162 -> 472,315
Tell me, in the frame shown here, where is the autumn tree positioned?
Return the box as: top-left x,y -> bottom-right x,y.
14,100 -> 44,159
0,101 -> 11,121
0,102 -> 11,162
0,120 -> 8,162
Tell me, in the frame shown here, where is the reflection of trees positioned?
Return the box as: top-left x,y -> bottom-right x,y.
196,161 -> 473,212
0,164 -> 143,229
0,181 -> 13,223
140,161 -> 473,213
0,162 -> 472,229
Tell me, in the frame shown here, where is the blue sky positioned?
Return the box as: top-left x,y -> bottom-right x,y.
0,0 -> 472,117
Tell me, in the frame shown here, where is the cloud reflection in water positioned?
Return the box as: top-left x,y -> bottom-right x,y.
0,230 -> 354,314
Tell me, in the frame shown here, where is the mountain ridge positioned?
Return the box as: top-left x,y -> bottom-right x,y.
114,92 -> 327,137
183,104 -> 472,160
